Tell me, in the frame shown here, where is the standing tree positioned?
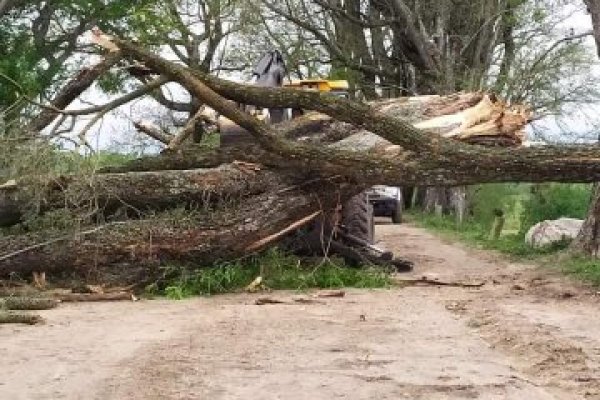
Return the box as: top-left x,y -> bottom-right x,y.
571,0 -> 600,257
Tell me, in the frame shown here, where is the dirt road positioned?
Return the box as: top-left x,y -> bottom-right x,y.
2,223 -> 600,400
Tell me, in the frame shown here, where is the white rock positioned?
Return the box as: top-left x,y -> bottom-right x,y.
525,218 -> 583,248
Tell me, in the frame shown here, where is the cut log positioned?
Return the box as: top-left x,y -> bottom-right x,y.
54,292 -> 135,302
314,290 -> 346,298
0,297 -> 59,310
232,93 -> 528,148
0,312 -> 44,324
255,296 -> 288,305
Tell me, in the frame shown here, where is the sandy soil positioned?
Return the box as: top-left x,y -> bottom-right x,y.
2,223 -> 600,399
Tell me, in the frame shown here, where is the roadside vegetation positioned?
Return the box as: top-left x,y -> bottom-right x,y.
408,183 -> 600,284
151,248 -> 392,299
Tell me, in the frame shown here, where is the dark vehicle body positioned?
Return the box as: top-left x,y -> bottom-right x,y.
368,186 -> 403,224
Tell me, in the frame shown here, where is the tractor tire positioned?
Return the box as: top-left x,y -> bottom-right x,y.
342,192 -> 374,245
392,199 -> 403,224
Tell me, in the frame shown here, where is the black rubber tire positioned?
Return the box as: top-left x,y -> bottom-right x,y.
342,192 -> 374,245
392,199 -> 403,224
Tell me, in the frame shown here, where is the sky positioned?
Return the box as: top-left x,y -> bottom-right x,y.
526,5 -> 600,145
51,5 -> 600,153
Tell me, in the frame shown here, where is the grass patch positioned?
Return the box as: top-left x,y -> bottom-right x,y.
409,211 -> 600,286
562,257 -> 600,285
407,211 -> 568,259
153,248 -> 392,299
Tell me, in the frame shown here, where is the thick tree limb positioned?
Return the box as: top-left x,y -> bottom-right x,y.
166,107 -> 208,150
133,121 -> 173,144
108,38 -> 600,186
0,165 -> 285,226
37,76 -> 169,117
0,175 -> 355,283
27,52 -> 122,133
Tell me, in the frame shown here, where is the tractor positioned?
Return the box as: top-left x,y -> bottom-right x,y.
217,50 -> 411,270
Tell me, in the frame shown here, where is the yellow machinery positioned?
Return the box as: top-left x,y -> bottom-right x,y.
284,79 -> 349,118
284,79 -> 349,97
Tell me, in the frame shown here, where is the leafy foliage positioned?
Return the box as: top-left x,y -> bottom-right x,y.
519,184 -> 592,233
468,184 -> 525,229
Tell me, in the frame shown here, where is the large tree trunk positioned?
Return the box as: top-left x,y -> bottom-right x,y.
27,53 -> 122,133
0,165 -> 284,226
0,174 -> 358,284
570,1 -> 600,256
571,185 -> 600,257
586,0 -> 600,58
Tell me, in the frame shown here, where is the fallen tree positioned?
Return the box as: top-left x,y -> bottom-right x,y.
2,34 -> 600,285
0,176 -> 355,283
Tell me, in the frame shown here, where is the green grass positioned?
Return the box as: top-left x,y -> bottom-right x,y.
409,211 -> 600,286
562,257 -> 600,285
407,211 -> 569,258
152,248 -> 392,299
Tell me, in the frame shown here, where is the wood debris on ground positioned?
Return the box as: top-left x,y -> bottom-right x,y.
0,312 -> 44,325
245,276 -> 265,293
254,290 -> 347,305
0,296 -> 55,325
394,275 -> 486,288
0,286 -> 136,325
0,297 -> 59,310
255,296 -> 287,305
54,292 -> 137,302
314,290 -> 346,298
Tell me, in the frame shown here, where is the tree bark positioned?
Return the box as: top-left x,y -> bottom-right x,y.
570,0 -> 600,257
585,0 -> 600,58
572,185 -> 600,257
0,164 -> 285,227
0,175 -> 357,285
27,52 -> 122,133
